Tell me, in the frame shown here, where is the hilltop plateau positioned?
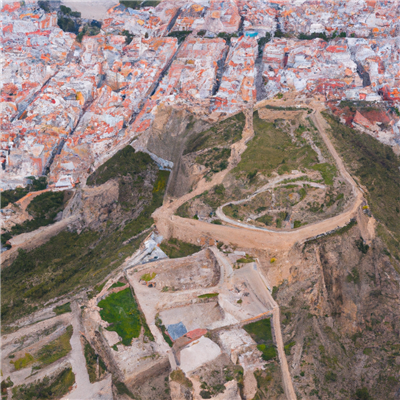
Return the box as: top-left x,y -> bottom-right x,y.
1,1 -> 399,400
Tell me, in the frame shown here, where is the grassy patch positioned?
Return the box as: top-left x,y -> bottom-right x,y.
113,379 -> 135,399
141,272 -> 156,282
198,293 -> 219,299
311,163 -> 337,185
196,147 -> 230,174
109,281 -> 126,289
11,367 -> 75,400
53,302 -> 71,315
87,146 -> 152,187
11,353 -> 34,371
160,238 -> 201,258
37,325 -> 73,367
234,110 -> 319,178
184,113 -> 244,155
98,287 -> 153,345
83,337 -> 107,383
256,214 -> 274,226
253,363 -> 283,399
170,369 -> 192,388
323,112 -> 400,262
244,318 -> 277,361
176,202 -> 190,218
237,254 -> 255,263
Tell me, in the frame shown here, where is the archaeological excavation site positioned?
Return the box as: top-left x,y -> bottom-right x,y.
1,0 -> 400,400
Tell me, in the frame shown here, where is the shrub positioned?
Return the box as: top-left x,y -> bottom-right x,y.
325,371 -> 337,382
284,341 -> 295,355
170,369 -> 192,388
160,238 -> 201,258
11,353 -> 34,370
355,387 -> 373,400
141,272 -> 156,282
356,238 -> 369,254
11,367 -> 75,400
257,214 -> 274,226
347,268 -> 360,284
53,302 -> 71,315
37,325 -> 73,366
168,31 -> 192,44
58,16 -> 78,34
198,293 -> 219,299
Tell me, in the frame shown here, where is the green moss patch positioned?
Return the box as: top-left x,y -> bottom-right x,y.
109,281 -> 126,289
141,272 -> 156,282
98,288 -> 153,345
11,353 -> 34,371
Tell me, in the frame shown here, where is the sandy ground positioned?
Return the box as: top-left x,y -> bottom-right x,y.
61,0 -> 119,20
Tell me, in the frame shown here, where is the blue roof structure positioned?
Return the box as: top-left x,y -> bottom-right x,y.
167,322 -> 187,340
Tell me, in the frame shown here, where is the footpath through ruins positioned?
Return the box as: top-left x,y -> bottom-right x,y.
152,98 -> 365,400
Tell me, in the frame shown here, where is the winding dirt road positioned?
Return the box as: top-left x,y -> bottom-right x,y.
215,177 -> 327,232
153,101 -> 363,251
153,98 -> 364,400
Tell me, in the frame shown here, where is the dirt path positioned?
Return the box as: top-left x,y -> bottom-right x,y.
16,189 -> 50,212
154,103 -> 363,251
215,177 -> 327,232
152,98 -> 364,400
1,215 -> 78,268
61,301 -> 92,399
